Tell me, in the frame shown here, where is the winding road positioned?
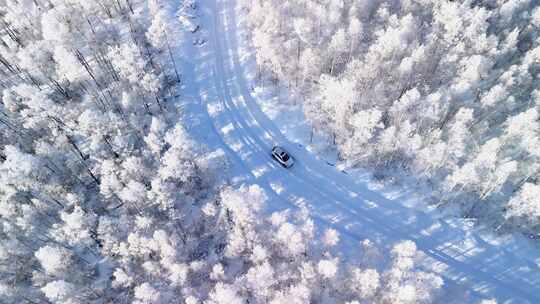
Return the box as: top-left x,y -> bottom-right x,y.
179,0 -> 540,302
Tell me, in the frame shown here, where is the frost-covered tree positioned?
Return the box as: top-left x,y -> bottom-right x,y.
201,184 -> 444,303
241,0 -> 540,236
0,0 -> 188,302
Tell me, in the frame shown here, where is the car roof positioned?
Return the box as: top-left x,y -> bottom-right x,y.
276,146 -> 290,154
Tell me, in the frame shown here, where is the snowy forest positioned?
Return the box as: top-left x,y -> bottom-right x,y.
241,0 -> 540,237
0,0 -> 455,303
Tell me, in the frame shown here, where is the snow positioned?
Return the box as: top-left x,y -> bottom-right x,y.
317,258 -> 339,279
176,0 -> 540,302
207,283 -> 243,304
41,280 -> 76,302
34,245 -> 71,276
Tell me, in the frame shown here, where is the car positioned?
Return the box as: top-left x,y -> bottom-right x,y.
271,146 -> 294,168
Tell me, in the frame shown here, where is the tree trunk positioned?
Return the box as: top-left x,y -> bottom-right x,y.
126,0 -> 135,14
165,33 -> 181,84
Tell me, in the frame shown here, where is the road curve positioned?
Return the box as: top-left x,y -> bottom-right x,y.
184,0 -> 540,302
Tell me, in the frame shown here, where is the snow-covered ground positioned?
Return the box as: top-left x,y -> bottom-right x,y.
178,0 -> 540,302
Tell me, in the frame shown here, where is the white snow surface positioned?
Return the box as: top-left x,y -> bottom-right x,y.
177,0 -> 540,302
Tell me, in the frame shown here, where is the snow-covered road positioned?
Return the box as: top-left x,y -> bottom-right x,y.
180,0 -> 540,302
